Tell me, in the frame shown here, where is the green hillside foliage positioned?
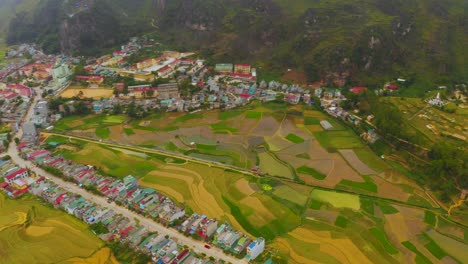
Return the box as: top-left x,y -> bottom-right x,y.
2,0 -> 467,94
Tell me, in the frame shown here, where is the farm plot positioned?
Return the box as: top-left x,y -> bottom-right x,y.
273,185 -> 309,206
426,229 -> 468,263
140,164 -> 300,239
273,225 -> 372,264
313,130 -> 364,150
310,189 -> 360,210
338,149 -> 377,175
0,194 -> 105,264
258,151 -> 295,179
59,88 -> 114,99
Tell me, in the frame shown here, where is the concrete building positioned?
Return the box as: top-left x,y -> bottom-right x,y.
157,82 -> 179,100
246,237 -> 265,260
215,64 -> 233,74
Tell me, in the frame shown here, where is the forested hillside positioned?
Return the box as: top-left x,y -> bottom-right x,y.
3,0 -> 467,93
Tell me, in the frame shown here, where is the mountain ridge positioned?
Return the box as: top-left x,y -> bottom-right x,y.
3,0 -> 467,93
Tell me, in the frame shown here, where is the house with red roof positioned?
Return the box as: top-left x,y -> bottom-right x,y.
76,76 -> 104,84
385,84 -> 398,90
234,64 -> 251,74
7,84 -> 33,98
4,168 -> 29,185
113,50 -> 127,57
350,86 -> 367,94
158,66 -> 174,78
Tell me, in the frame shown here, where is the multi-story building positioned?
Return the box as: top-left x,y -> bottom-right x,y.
246,237 -> 265,260
234,64 -> 251,74
215,64 -> 233,74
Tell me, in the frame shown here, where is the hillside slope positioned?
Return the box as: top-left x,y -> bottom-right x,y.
3,0 -> 467,92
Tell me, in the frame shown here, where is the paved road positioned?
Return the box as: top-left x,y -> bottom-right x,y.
7,89 -> 246,264
8,137 -> 246,264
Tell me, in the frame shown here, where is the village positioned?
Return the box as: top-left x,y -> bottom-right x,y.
1,36 -> 466,264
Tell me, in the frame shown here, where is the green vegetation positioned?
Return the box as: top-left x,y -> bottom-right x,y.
369,228 -> 399,255
245,111 -> 262,119
273,186 -> 309,206
422,234 -> 447,260
295,153 -> 310,159
338,175 -> 378,193
258,152 -> 295,179
334,216 -> 349,228
304,117 -> 320,125
360,198 -> 375,215
310,190 -> 360,210
123,128 -> 135,136
285,133 -> 305,143
95,127 -> 110,138
402,241 -> 432,264
376,201 -> 399,214
210,122 -> 239,133
424,211 -> 437,226
219,110 -> 243,120
296,165 -> 326,180
313,130 -> 364,150
174,113 -> 203,123
309,200 -> 323,210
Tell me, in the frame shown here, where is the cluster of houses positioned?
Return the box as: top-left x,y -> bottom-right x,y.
18,145 -> 265,261
0,83 -> 34,129
28,179 -> 211,264
0,159 -> 30,197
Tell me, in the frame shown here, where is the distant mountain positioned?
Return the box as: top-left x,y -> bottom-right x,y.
3,0 -> 467,93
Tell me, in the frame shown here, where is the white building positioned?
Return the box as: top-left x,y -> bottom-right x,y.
246,237 -> 265,260
4,168 -> 29,185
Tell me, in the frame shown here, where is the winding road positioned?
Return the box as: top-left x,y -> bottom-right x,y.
7,87 -> 246,264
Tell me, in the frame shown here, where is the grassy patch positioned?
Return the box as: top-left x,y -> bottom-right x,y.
309,200 -> 323,210
246,111 -> 262,119
334,216 -> 349,228
310,190 -> 360,210
258,152 -> 295,179
377,201 -> 399,214
103,115 -> 127,124
295,153 -> 310,159
273,185 -> 309,206
174,113 -> 203,123
422,234 -> 447,260
424,211 -> 436,226
210,122 -> 239,133
338,175 -> 378,193
402,241 -> 432,264
296,165 -> 326,180
353,147 -> 389,172
95,127 -> 110,138
222,196 -> 263,238
313,130 -> 364,149
369,228 -> 399,255
304,117 -> 320,125
407,195 -> 433,208
123,128 -> 135,136
219,110 -> 243,120
285,133 -> 305,143
360,198 -> 375,215
196,144 -> 218,151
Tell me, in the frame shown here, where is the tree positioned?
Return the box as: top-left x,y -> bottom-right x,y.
74,101 -> 91,115
14,137 -> 20,144
145,89 -> 154,97
374,102 -> 404,139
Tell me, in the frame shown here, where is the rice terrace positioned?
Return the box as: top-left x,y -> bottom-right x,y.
0,193 -> 118,264
43,101 -> 468,263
